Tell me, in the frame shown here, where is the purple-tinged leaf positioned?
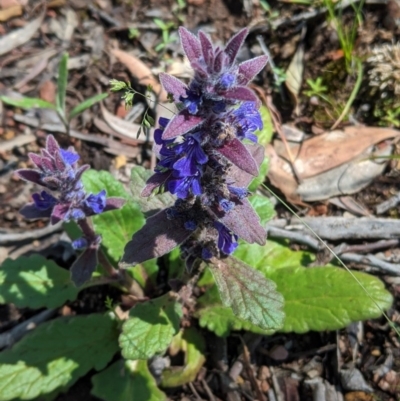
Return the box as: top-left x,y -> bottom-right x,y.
51,203 -> 70,224
224,28 -> 248,64
53,151 -> 66,172
199,31 -> 214,68
16,169 -> 42,185
237,55 -> 269,85
217,138 -> 259,176
162,111 -> 203,140
42,176 -> 62,190
227,144 -> 264,187
70,246 -> 98,286
41,157 -> 55,173
179,27 -> 202,65
213,50 -> 227,73
46,134 -> 59,155
191,61 -> 208,78
104,197 -> 126,211
159,73 -> 188,102
75,164 -> 90,181
141,171 -> 172,197
19,203 -> 52,219
210,198 -> 266,245
41,149 -> 52,159
120,209 -> 192,267
28,153 -> 44,169
208,256 -> 284,330
222,86 -> 258,103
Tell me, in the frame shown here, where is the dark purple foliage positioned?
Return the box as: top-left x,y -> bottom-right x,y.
123,27 -> 268,266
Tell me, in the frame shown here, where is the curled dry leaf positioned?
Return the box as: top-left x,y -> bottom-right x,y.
111,48 -> 168,102
100,103 -> 151,142
0,10 -> 44,56
0,4 -> 22,21
279,126 -> 400,179
267,125 -> 400,203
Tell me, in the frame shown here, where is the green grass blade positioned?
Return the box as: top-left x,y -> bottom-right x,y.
0,95 -> 56,110
56,52 -> 69,118
69,93 -> 108,120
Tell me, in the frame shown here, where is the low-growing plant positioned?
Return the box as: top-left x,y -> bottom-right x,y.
0,27 -> 393,401
323,0 -> 364,73
153,18 -> 176,53
0,53 -> 108,136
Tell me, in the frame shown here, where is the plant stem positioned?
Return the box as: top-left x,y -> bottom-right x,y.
330,58 -> 363,130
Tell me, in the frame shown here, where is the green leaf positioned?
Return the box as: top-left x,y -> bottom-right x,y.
56,52 -> 69,118
248,157 -> 269,192
249,194 -> 275,226
167,247 -> 185,281
0,95 -> 56,110
91,359 -> 166,401
256,105 -> 274,146
82,170 -> 145,262
196,285 -> 270,336
234,239 -> 314,272
130,166 -> 175,216
69,93 -> 108,120
268,266 -> 393,333
0,255 -> 78,309
128,258 -> 159,290
119,293 -> 182,360
0,314 -> 119,401
160,328 -> 206,388
208,257 -> 285,331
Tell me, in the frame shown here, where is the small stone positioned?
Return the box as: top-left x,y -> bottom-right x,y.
371,349 -> 381,357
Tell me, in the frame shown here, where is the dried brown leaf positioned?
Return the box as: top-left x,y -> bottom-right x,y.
280,126 -> 400,179
100,103 -> 149,142
0,10 -> 44,56
0,4 -> 21,21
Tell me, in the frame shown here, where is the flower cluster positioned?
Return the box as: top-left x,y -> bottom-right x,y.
17,135 -> 123,228
122,27 -> 268,267
17,135 -> 125,285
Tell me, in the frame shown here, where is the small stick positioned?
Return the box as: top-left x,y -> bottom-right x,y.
0,308 -> 57,349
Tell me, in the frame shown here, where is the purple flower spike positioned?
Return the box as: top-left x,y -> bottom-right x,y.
18,135 -> 124,226
125,26 -> 269,264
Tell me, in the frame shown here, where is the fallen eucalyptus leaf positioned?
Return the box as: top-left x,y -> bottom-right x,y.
0,11 -> 44,56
